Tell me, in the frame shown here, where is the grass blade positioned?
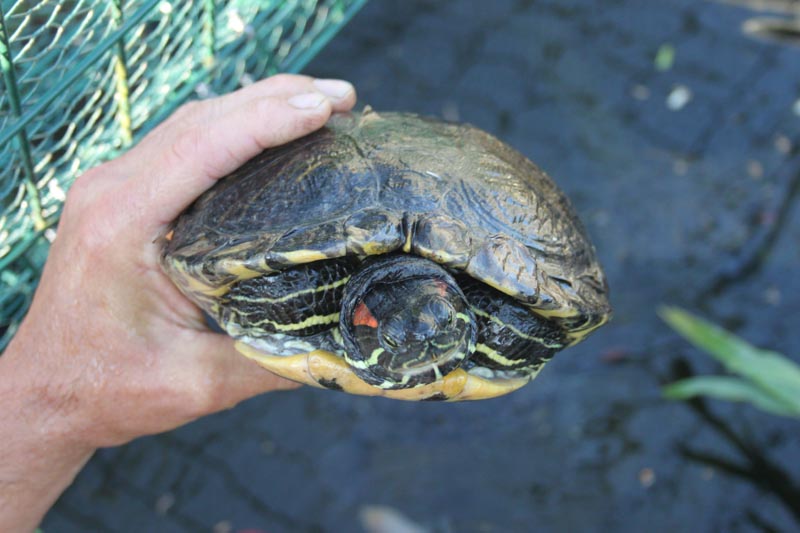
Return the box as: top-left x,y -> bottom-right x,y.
660,307 -> 800,412
664,376 -> 800,417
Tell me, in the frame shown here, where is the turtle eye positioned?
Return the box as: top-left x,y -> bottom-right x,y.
379,315 -> 407,351
382,334 -> 399,349
424,296 -> 456,329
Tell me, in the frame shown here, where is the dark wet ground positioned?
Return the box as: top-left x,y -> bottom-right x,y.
44,1 -> 800,531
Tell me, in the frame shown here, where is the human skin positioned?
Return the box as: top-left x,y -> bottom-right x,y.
0,74 -> 357,532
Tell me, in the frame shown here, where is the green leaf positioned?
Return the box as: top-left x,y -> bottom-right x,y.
659,306 -> 800,413
663,376 -> 800,418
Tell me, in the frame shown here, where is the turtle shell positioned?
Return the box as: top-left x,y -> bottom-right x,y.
162,108 -> 611,400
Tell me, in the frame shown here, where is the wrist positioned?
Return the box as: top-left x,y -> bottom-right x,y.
0,332 -> 95,532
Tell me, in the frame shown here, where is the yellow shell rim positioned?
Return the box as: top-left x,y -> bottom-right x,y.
235,341 -> 531,401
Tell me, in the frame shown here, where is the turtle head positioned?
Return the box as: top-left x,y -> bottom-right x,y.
339,254 -> 477,389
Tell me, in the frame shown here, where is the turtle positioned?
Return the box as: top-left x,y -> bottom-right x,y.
161,108 -> 611,401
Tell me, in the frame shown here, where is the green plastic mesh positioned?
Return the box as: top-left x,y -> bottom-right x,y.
0,0 -> 367,349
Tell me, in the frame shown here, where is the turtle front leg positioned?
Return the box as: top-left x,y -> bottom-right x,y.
458,276 -> 566,377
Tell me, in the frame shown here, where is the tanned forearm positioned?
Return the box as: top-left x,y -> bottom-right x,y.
0,338 -> 94,532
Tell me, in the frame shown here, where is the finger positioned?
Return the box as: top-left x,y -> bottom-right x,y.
217,74 -> 357,114
123,84 -> 355,233
150,75 -> 353,133
184,333 -> 302,415
215,343 -> 304,405
139,76 -> 356,174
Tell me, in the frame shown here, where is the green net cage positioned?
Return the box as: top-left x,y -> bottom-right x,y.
0,0 -> 367,349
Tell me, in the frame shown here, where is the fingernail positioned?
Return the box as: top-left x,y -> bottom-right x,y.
288,92 -> 326,109
313,78 -> 354,100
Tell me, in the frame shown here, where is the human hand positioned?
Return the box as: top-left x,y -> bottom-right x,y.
0,74 -> 356,531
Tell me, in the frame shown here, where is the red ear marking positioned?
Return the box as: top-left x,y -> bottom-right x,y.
353,301 -> 378,328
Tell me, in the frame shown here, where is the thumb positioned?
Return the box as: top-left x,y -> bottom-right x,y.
120,76 -> 356,235
187,332 -> 302,414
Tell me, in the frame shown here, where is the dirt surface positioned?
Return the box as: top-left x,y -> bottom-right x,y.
44,1 -> 800,531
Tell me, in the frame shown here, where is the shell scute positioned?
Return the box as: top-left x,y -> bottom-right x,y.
410,213 -> 474,269
344,208 -> 404,256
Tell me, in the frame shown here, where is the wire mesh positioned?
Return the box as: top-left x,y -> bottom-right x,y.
0,0 -> 367,349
